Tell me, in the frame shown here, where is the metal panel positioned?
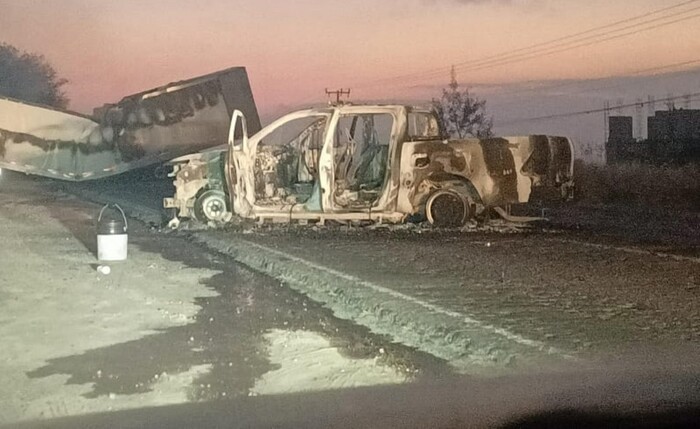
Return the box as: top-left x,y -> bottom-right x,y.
0,67 -> 260,181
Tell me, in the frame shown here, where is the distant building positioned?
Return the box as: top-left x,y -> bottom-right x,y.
647,109 -> 700,142
606,110 -> 700,164
606,116 -> 634,163
647,109 -> 700,162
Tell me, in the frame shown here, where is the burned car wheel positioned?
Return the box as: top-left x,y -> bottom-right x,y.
425,190 -> 470,227
194,190 -> 230,223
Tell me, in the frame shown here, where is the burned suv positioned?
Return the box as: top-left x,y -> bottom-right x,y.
164,105 -> 574,227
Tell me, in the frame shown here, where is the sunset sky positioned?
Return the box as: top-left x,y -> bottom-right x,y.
2,0 -> 700,147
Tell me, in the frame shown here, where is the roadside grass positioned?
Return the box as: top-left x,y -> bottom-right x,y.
574,160 -> 700,211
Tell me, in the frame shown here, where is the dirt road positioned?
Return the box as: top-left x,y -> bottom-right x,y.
59,170 -> 700,368
2,170 -> 699,424
227,226 -> 699,364
0,174 -> 445,425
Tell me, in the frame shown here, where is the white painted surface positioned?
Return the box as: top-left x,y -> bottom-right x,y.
97,234 -> 128,261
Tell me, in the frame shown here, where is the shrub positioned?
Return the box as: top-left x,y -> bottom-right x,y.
574,160 -> 700,211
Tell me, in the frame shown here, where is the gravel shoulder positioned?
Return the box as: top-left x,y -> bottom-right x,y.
0,177 -> 218,422
44,171 -> 700,374
216,226 -> 699,362
1,175 -> 442,425
545,201 -> 700,257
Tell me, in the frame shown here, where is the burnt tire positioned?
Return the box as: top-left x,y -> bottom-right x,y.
426,190 -> 470,227
193,190 -> 230,223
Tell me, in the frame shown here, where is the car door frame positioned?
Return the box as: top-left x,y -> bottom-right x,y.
234,108 -> 334,217
319,105 -> 406,215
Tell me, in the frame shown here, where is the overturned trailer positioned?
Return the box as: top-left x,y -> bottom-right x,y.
0,67 -> 260,181
165,104 -> 574,226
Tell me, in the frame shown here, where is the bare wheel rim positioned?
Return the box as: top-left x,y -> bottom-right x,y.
195,190 -> 229,222
426,190 -> 468,227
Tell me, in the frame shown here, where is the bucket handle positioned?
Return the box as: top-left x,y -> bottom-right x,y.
98,204 -> 128,231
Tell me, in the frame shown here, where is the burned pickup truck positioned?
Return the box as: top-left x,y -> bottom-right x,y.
164,104 -> 574,227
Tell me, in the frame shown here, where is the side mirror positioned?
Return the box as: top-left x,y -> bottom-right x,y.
228,109 -> 248,151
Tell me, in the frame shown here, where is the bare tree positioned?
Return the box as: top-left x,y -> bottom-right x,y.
432,66 -> 492,139
0,43 -> 69,108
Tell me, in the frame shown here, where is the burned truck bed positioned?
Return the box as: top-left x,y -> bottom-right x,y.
0,67 -> 261,181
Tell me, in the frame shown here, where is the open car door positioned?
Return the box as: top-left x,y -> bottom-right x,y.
225,109 -> 250,217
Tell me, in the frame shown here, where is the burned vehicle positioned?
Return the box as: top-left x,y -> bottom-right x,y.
164,105 -> 574,227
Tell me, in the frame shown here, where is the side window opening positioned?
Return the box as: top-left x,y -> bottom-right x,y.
333,113 -> 393,208
254,116 -> 327,206
408,112 -> 441,140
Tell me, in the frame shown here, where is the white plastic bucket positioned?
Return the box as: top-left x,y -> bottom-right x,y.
97,204 -> 128,261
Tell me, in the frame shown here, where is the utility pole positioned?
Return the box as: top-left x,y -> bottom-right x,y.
646,95 -> 656,141
603,100 -> 610,165
615,98 -> 624,115
325,88 -> 351,105
665,92 -> 675,111
635,98 -> 644,141
603,100 -> 610,142
683,93 -> 692,109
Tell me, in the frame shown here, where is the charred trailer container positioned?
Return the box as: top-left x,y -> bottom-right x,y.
0,67 -> 261,181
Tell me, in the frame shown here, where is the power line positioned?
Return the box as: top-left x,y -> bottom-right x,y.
452,0 -> 699,69
498,92 -> 700,126
449,9 -> 700,76
358,0 -> 699,87
544,67 -> 700,101
426,4 -> 700,81
355,0 -> 700,89
500,59 -> 700,97
404,57 -> 700,97
386,7 -> 700,88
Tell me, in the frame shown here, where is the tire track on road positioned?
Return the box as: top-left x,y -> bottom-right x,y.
64,185 -> 573,370
545,237 -> 700,264
63,183 -> 699,372
194,232 -> 575,372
